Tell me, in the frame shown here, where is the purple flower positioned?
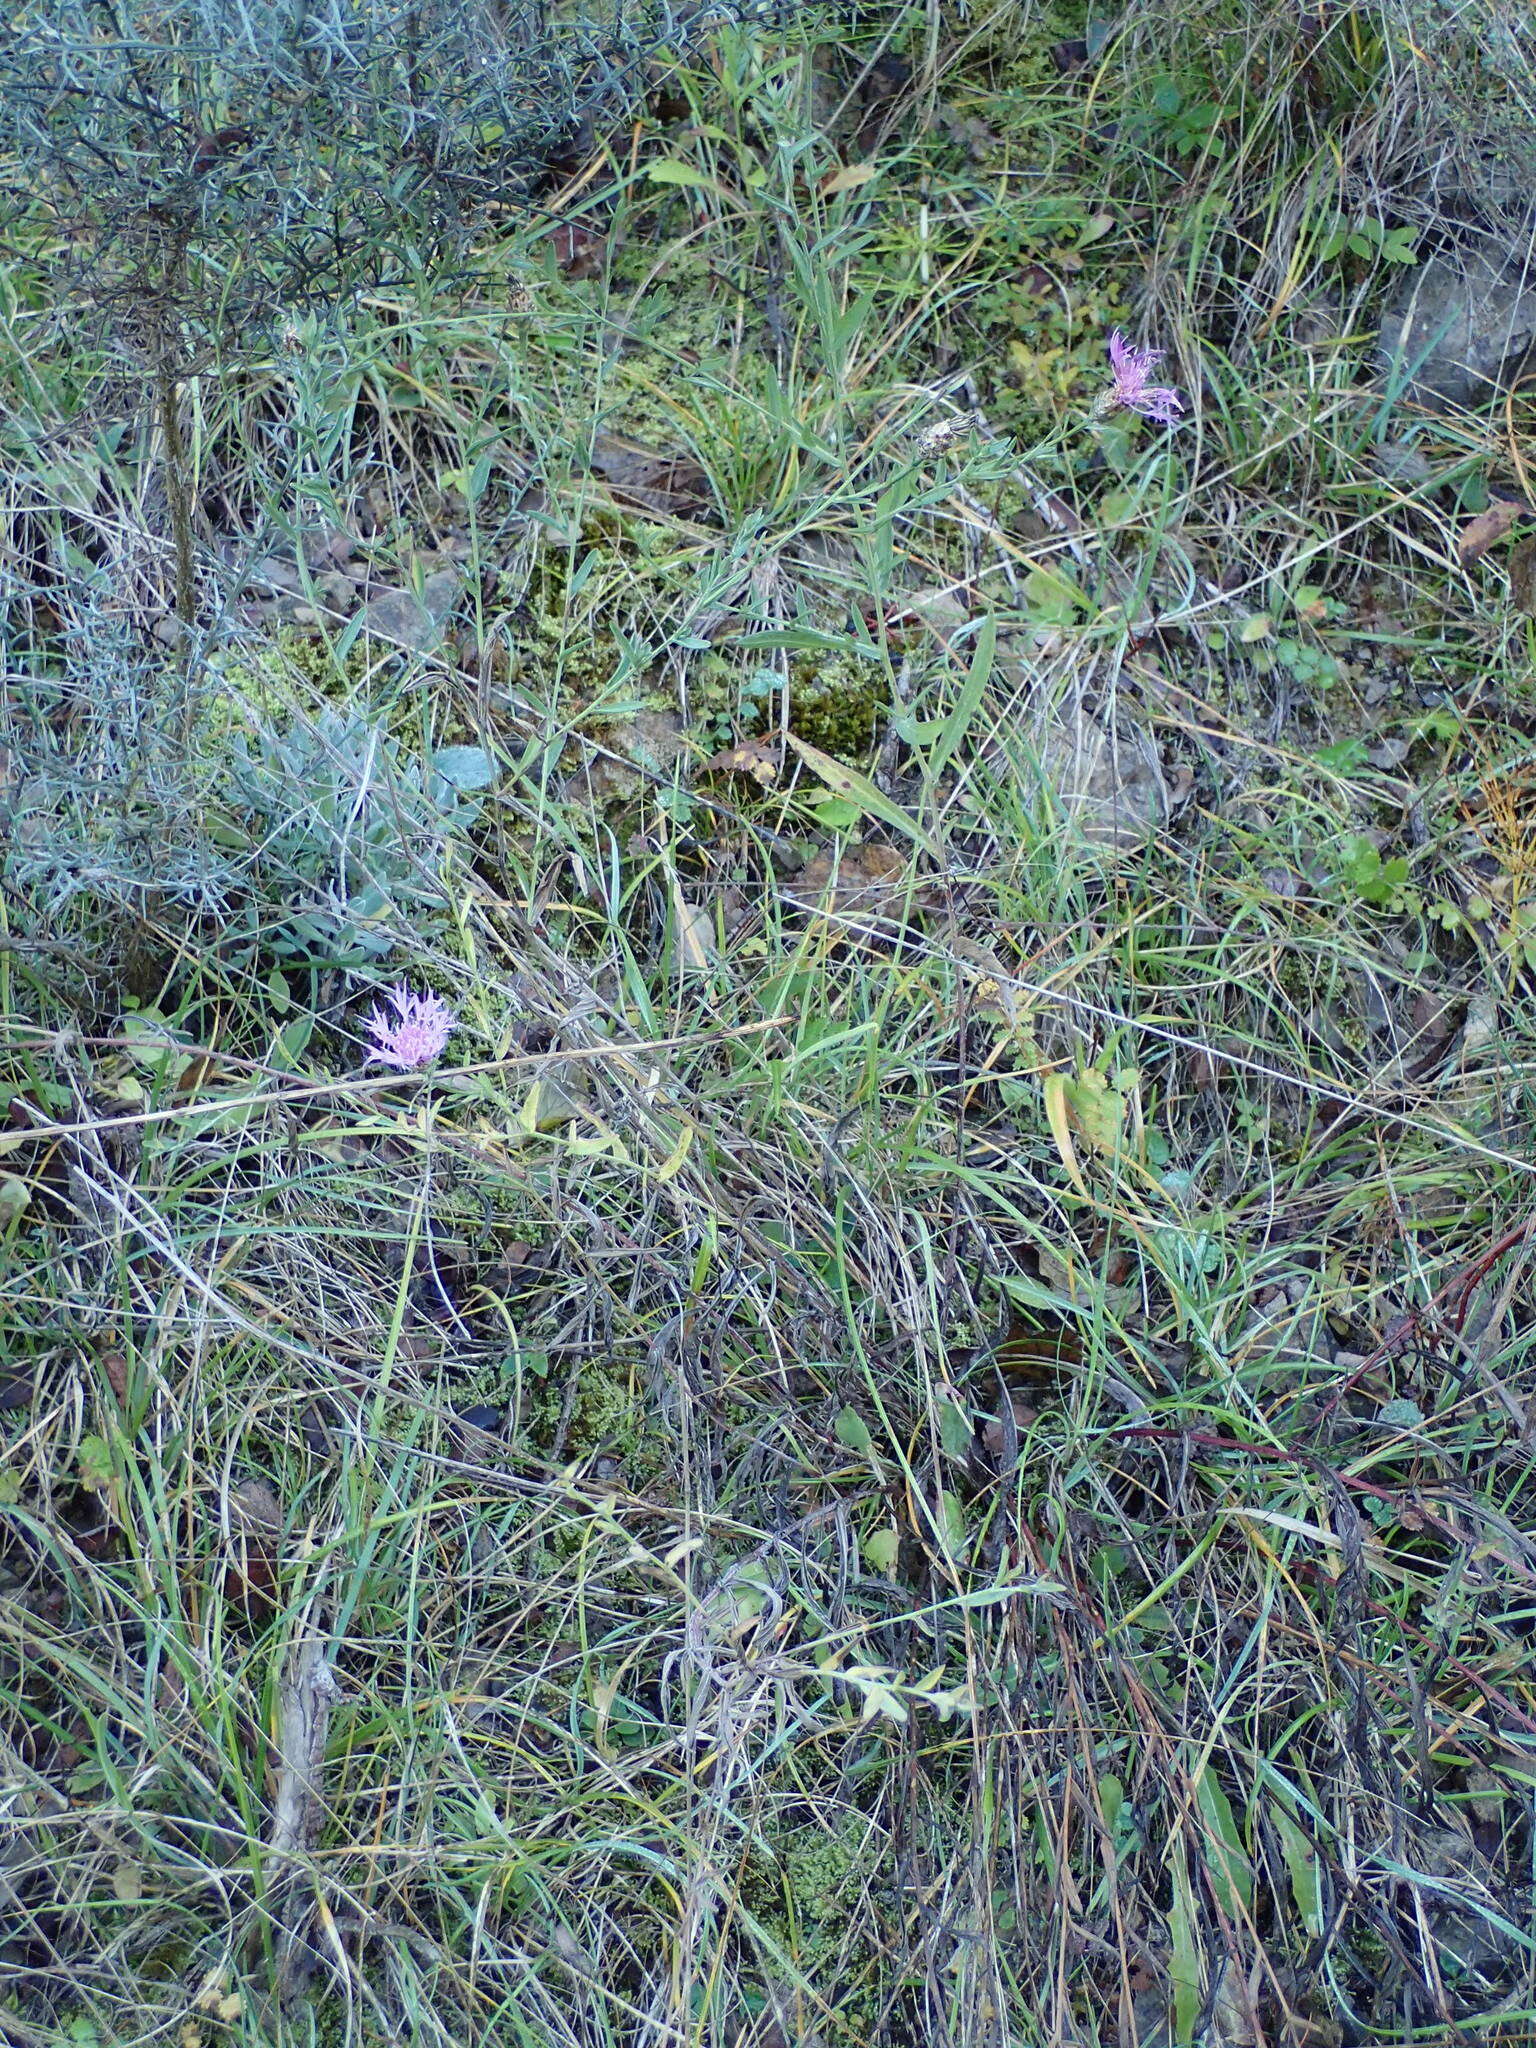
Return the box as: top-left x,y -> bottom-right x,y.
1101,330 -> 1185,424
362,984 -> 456,1070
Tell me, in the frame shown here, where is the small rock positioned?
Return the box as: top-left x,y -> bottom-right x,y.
309,525 -> 357,567
1379,245 -> 1536,410
1373,440 -> 1435,487
569,709 -> 689,804
315,569 -> 361,613
455,1405 -> 506,1437
242,553 -> 306,597
1461,990 -> 1500,1058
359,569 -> 463,653
1030,706 -> 1166,853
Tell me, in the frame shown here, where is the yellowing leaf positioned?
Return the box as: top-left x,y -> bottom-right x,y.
1063,1068 -> 1130,1155
783,732 -> 939,858
645,158 -> 715,187
654,1120 -> 695,1184
643,159 -> 748,210
1042,1071 -> 1088,1196
820,161 -> 879,194
1065,1069 -> 1118,1151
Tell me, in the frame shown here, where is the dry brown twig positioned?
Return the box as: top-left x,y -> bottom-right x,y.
264,1570 -> 342,2007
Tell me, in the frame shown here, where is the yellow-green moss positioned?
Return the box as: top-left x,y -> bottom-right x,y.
788,652 -> 888,760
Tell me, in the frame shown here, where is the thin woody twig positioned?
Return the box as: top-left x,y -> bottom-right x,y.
264,1586 -> 341,2006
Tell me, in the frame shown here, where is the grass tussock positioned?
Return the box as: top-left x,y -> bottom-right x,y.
4,2 -> 1536,2045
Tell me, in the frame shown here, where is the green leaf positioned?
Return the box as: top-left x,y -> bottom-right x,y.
642,159 -> 745,208
783,732 -> 939,858
1167,1853 -> 1202,2045
645,158 -> 714,186
835,1404 -> 873,1455
77,1434 -> 114,1495
937,1399 -> 973,1460
938,1490 -> 967,1556
1061,1066 -> 1131,1156
1194,1766 -> 1252,1920
927,614 -> 995,781
1023,564 -> 1086,628
1098,1772 -> 1125,1838
1271,1805 -> 1322,1937
862,1526 -> 900,1573
1096,489 -> 1141,526
433,745 -> 497,792
120,1009 -> 186,1072
270,1014 -> 315,1072
808,795 -> 862,832
1314,737 -> 1368,772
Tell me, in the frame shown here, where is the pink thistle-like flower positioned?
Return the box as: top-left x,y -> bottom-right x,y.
1101,330 -> 1185,424
362,984 -> 456,1071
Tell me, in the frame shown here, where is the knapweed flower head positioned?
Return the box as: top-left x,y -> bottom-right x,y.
1098,330 -> 1185,425
362,984 -> 456,1071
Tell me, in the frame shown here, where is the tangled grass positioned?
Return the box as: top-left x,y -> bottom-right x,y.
4,3 -> 1536,2045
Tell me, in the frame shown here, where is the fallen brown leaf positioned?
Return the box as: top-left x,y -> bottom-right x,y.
980,1394 -> 1039,1460
550,221 -> 608,278
784,842 -> 944,922
1457,497 -> 1530,565
223,1475 -> 284,1625
699,735 -> 780,785
588,432 -> 711,519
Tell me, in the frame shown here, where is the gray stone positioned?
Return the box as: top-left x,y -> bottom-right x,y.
242,553 -> 306,596
566,709 -> 689,805
1379,246 -> 1536,410
358,569 -> 463,653
1030,705 -> 1166,854
1429,135 -> 1536,235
